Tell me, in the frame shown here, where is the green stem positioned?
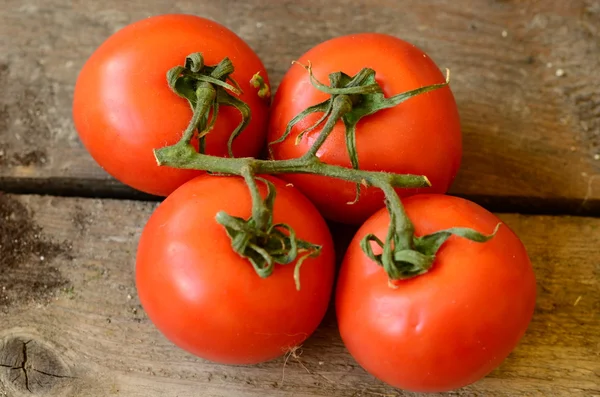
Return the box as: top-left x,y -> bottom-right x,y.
179,84 -> 216,144
302,95 -> 353,159
377,182 -> 414,249
241,165 -> 269,232
154,144 -> 431,190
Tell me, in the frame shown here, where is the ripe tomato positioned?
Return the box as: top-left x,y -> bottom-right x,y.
136,175 -> 335,364
73,14 -> 270,196
268,33 -> 461,224
336,195 -> 536,392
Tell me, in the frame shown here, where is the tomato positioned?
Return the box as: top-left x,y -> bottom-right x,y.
73,14 -> 270,196
135,175 -> 335,364
268,33 -> 461,224
335,194 -> 536,392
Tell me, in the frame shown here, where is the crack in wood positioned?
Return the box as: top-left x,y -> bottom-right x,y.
21,340 -> 31,393
11,371 -> 21,383
33,368 -> 75,379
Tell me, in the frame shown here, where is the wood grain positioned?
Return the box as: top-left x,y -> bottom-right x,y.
0,194 -> 598,396
0,0 -> 599,212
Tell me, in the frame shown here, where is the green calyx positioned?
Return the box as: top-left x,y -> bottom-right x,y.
166,53 -> 250,156
269,61 -> 450,202
215,170 -> 320,291
361,184 -> 501,284
362,223 -> 502,285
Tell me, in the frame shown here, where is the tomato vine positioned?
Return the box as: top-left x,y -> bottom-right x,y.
155,53 -> 498,288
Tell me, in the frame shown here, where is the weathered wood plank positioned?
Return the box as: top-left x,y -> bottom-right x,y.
0,0 -> 599,212
0,194 -> 598,396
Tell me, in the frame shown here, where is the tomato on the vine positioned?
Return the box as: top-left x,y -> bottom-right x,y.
336,194 -> 536,392
268,33 -> 461,224
73,14 -> 270,196
136,175 -> 335,364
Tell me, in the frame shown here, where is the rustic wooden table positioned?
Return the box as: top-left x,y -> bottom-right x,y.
1,1 -> 599,396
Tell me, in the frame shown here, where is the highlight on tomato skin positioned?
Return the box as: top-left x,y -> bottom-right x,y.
72,14 -> 271,197
135,175 -> 336,365
335,194 -> 537,392
267,33 -> 462,225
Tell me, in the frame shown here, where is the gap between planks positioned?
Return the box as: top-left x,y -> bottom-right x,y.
1,177 -> 599,217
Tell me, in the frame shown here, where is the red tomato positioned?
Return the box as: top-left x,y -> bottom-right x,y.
73,14 -> 270,196
136,175 -> 335,364
268,33 -> 461,224
336,195 -> 536,392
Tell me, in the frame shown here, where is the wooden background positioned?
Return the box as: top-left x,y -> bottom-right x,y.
0,0 -> 599,396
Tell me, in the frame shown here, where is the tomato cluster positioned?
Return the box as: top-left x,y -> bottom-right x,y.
73,14 -> 536,393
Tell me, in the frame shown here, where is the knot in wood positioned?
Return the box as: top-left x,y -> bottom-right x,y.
0,336 -> 72,396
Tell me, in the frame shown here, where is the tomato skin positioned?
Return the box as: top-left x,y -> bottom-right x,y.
335,195 -> 536,392
135,175 -> 335,364
73,14 -> 270,196
268,33 -> 461,224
